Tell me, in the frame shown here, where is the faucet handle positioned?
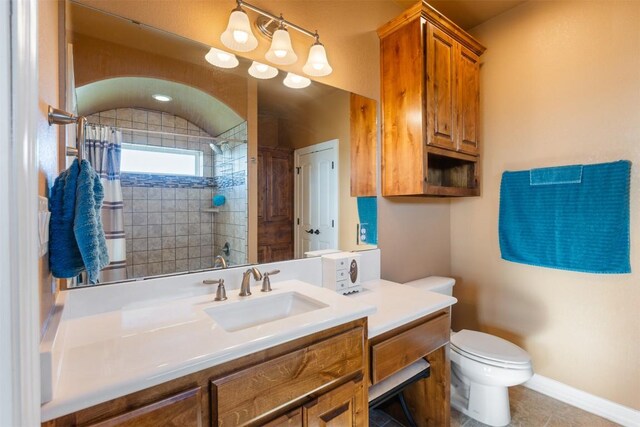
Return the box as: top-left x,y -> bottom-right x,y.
203,278 -> 227,301
261,270 -> 280,292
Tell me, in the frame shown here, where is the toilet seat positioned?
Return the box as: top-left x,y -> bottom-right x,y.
451,330 -> 531,370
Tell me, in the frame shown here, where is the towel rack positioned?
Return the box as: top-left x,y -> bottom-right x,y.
47,106 -> 87,161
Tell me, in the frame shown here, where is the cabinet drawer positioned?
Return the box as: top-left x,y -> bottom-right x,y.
87,387 -> 202,427
212,327 -> 365,426
371,312 -> 449,384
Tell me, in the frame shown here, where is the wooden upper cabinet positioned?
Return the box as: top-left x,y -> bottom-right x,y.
378,1 -> 486,197
350,93 -> 377,197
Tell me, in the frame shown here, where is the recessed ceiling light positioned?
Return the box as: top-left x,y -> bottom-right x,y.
152,94 -> 172,102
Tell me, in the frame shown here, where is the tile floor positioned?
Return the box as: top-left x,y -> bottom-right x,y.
370,386 -> 620,426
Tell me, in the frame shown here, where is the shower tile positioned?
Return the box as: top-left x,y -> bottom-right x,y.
188,246 -> 201,258
175,259 -> 189,272
161,113 -> 175,128
147,188 -> 162,200
201,234 -> 212,245
175,188 -> 188,200
147,237 -> 162,251
188,258 -> 201,271
176,224 -> 189,236
148,250 -> 162,263
162,261 -> 176,274
132,187 -> 148,199
132,225 -> 147,239
175,211 -> 189,224
161,199 -> 176,212
132,213 -> 147,226
132,199 -> 147,213
148,262 -> 163,276
188,235 -> 201,247
201,245 -> 212,258
148,137 -> 162,146
162,237 -> 176,249
147,224 -> 162,238
132,110 -> 147,123
188,223 -> 201,235
132,238 -> 147,252
162,188 -> 176,200
162,212 -> 176,224
188,212 -> 201,224
132,251 -> 148,265
123,213 -> 132,226
148,212 -> 162,225
147,111 -> 161,126
121,187 -> 132,199
176,235 -> 189,247
161,224 -> 175,237
162,249 -> 176,262
133,264 -> 147,277
176,247 -> 188,260
175,117 -> 188,130
188,199 -> 200,212
147,200 -> 162,212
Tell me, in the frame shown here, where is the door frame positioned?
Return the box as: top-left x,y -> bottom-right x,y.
293,139 -> 339,258
1,0 -> 41,425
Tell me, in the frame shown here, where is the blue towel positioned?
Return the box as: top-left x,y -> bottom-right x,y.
499,160 -> 631,274
357,197 -> 378,245
49,159 -> 109,283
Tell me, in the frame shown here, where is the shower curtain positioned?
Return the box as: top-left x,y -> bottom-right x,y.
85,125 -> 127,282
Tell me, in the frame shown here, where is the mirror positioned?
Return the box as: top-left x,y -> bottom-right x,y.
66,1 -> 377,285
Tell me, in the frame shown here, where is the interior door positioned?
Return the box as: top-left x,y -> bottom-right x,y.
294,141 -> 338,258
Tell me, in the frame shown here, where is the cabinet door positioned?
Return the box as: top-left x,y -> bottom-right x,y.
457,46 -> 480,156
350,93 -> 377,197
303,379 -> 366,427
267,150 -> 294,222
425,22 -> 457,151
87,387 -> 202,427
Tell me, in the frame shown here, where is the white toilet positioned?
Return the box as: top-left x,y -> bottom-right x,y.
404,277 -> 533,427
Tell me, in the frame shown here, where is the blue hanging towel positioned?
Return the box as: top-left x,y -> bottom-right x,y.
357,197 -> 378,245
49,159 -> 109,283
499,160 -> 631,274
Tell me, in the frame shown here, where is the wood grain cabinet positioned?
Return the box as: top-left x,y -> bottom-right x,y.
378,2 -> 486,197
350,93 -> 377,197
43,320 -> 367,427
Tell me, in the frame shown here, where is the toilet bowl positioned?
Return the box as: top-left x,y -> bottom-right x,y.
404,277 -> 534,427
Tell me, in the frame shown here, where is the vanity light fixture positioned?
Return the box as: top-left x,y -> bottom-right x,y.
302,34 -> 332,77
248,61 -> 278,79
220,0 -> 333,76
204,47 -> 239,69
152,94 -> 172,102
283,72 -> 311,89
220,5 -> 258,52
265,20 -> 297,65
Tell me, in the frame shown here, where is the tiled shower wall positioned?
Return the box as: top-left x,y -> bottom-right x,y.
88,108 -> 248,279
213,123 -> 248,266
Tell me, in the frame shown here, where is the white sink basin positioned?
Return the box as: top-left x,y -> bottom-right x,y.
204,291 -> 328,332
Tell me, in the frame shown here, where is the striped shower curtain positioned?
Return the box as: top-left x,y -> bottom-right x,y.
85,125 -> 127,282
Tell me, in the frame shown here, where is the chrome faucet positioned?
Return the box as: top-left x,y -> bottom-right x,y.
239,267 -> 262,297
213,255 -> 228,269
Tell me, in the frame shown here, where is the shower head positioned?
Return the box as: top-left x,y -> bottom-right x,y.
209,142 -> 223,155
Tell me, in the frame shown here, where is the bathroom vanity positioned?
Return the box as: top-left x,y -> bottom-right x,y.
40,252 -> 457,427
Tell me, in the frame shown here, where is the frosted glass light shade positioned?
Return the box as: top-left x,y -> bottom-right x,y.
205,47 -> 239,69
248,61 -> 278,79
221,9 -> 258,52
283,72 -> 311,89
302,42 -> 332,77
265,28 -> 297,65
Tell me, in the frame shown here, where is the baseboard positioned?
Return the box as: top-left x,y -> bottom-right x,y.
524,374 -> 640,427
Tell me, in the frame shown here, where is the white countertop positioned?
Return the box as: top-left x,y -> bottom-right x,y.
348,280 -> 457,338
40,280 -> 375,422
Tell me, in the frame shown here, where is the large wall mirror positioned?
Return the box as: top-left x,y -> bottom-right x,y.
66,1 -> 377,286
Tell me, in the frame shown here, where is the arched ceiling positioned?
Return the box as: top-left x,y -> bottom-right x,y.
76,77 -> 244,137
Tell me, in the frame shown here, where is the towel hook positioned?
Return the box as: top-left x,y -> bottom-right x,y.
48,106 -> 87,161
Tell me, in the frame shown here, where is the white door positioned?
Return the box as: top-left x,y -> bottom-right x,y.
294,140 -> 338,258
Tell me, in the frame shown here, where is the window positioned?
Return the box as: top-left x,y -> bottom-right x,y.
120,143 -> 204,176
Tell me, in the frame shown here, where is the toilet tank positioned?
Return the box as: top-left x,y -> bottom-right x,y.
404,276 -> 455,296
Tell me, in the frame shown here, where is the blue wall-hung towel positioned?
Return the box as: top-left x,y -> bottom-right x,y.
74,159 -> 109,283
499,160 -> 631,274
49,160 -> 85,279
49,159 -> 109,283
357,197 -> 378,245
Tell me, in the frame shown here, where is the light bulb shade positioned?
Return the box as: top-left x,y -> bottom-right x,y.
248,61 -> 279,79
283,72 -> 311,89
205,47 -> 239,69
220,9 -> 258,52
265,28 -> 297,65
302,43 -> 333,77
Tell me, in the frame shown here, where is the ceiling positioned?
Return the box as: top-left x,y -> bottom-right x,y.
393,0 -> 526,30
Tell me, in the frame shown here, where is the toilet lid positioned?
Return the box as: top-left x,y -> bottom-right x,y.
451,330 -> 531,365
